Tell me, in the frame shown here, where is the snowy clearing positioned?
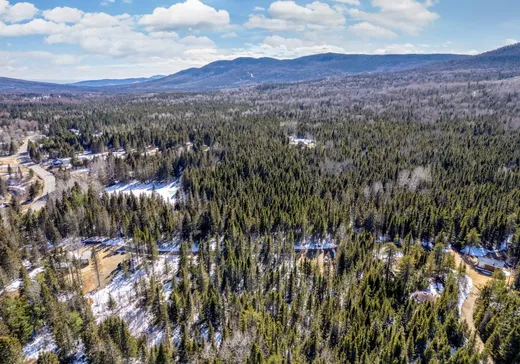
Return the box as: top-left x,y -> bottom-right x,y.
87,255 -> 178,342
1,267 -> 44,295
23,327 -> 56,361
105,181 -> 180,205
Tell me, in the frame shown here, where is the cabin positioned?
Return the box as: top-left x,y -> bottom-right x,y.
66,250 -> 92,267
477,257 -> 505,274
52,158 -> 71,168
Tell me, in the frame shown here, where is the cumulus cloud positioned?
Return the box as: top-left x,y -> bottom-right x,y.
1,1 -> 38,23
221,32 -> 238,38
245,1 -> 345,32
139,0 -> 230,31
43,7 -> 83,23
349,22 -> 397,39
348,0 -> 439,35
0,19 -> 66,37
333,0 -> 360,4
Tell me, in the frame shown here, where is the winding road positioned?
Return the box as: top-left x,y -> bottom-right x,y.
13,136 -> 56,211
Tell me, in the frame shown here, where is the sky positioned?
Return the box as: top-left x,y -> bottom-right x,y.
0,0 -> 518,82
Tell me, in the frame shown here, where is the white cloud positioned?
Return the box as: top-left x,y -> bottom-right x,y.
245,14 -> 303,32
139,0 -> 230,31
505,38 -> 518,46
349,22 -> 397,39
221,32 -> 238,38
43,7 -> 83,24
372,42 -> 478,55
253,6 -> 265,11
0,0 -> 8,14
246,1 -> 345,32
333,0 -> 360,4
263,35 -> 309,48
2,2 -> 38,23
148,31 -> 180,39
348,0 -> 439,35
0,19 -> 67,37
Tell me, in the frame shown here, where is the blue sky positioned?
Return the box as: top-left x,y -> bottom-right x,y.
0,0 -> 518,82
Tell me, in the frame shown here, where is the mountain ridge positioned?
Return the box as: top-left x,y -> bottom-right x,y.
1,43 -> 519,93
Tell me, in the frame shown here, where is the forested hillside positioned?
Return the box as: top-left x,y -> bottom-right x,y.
0,67 -> 519,363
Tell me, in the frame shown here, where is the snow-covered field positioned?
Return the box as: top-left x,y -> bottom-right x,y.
87,255 -> 178,342
105,181 -> 180,205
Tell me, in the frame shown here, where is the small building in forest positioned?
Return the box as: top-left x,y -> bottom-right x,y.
477,256 -> 505,274
66,250 -> 92,267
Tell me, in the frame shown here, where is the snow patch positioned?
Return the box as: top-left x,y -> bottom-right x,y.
458,274 -> 472,314
87,256 -> 178,341
23,327 -> 56,361
106,181 -> 180,205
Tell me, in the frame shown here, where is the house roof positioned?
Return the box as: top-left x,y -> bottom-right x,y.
461,246 -> 488,257
478,256 -> 506,269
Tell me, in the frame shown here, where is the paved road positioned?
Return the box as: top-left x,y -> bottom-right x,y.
17,137 -> 56,211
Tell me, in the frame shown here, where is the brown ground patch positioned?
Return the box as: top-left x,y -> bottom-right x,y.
80,245 -> 128,294
452,252 -> 493,355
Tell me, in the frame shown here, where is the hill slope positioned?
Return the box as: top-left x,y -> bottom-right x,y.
1,44 -> 519,93
72,75 -> 166,87
432,42 -> 520,71
130,53 -> 467,91
0,77 -> 82,93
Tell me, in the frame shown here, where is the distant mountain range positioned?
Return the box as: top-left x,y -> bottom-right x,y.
125,53 -> 466,91
72,75 -> 166,87
0,43 -> 518,93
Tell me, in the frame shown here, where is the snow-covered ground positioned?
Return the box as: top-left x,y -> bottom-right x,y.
87,255 -> 178,342
458,274 -> 473,314
426,280 -> 445,296
0,267 -> 44,295
289,136 -> 316,148
23,327 -> 56,361
105,181 -> 180,205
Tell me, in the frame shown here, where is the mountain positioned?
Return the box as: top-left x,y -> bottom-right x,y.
0,77 -> 82,93
129,53 -> 467,91
1,44 -> 519,93
72,75 -> 166,87
431,42 -> 520,71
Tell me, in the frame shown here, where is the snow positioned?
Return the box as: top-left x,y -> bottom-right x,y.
458,274 -> 472,314
426,280 -> 445,296
1,267 -> 44,294
289,136 -> 316,148
87,256 -> 178,342
23,327 -> 56,361
106,181 -> 180,205
102,237 -> 127,247
461,246 -> 488,257
294,242 -> 337,251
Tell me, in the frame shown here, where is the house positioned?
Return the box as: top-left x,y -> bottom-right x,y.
52,158 -> 71,168
477,256 -> 506,274
66,250 -> 92,267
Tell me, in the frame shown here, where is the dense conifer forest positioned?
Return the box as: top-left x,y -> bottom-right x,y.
0,70 -> 519,363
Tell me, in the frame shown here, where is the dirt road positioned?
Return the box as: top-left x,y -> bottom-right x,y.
452,252 -> 492,354
17,137 -> 56,211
